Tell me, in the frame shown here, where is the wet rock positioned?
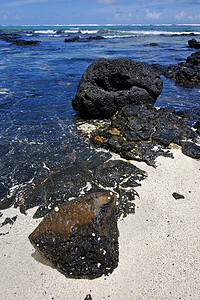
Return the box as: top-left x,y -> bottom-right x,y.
64,36 -> 104,43
150,43 -> 158,46
0,33 -> 40,46
72,58 -> 163,118
152,51 -> 200,86
94,159 -> 147,216
21,147 -> 146,218
181,141 -> 200,159
86,36 -> 104,41
12,40 -> 40,46
29,192 -> 119,279
188,38 -> 200,49
90,104 -> 198,165
65,36 -> 80,42
186,51 -> 200,66
194,120 -> 200,135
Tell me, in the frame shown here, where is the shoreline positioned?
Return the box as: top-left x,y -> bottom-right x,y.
0,148 -> 200,299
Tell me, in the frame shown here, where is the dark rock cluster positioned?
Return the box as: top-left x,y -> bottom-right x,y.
72,58 -> 163,118
29,192 -> 119,279
20,149 -> 147,218
65,36 -> 104,42
153,51 -> 200,86
90,104 -> 200,162
0,32 -> 40,46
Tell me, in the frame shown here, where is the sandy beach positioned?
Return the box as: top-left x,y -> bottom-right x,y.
0,148 -> 200,300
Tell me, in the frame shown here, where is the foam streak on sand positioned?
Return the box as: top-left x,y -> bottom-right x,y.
0,148 -> 200,299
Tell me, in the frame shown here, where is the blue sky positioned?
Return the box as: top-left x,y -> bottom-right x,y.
0,0 -> 200,25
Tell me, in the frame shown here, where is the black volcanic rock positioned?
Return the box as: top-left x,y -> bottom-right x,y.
186,51 -> 200,66
152,51 -> 200,86
181,141 -> 200,159
0,33 -> 40,46
188,38 -> 200,49
29,192 -> 119,279
65,36 -> 80,42
90,104 -> 199,164
72,58 -> 163,118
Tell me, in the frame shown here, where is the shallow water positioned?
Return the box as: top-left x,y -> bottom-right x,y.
0,24 -> 200,207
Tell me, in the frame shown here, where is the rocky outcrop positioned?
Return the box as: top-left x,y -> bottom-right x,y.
29,192 -> 119,279
186,51 -> 200,66
152,51 -> 200,86
64,36 -> 104,43
188,38 -> 200,49
19,148 -> 146,218
72,58 -> 163,118
0,33 -> 40,46
90,104 -> 199,162
181,141 -> 200,159
65,36 -> 80,42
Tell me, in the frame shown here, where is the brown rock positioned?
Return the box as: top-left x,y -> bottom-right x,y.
29,192 -> 119,279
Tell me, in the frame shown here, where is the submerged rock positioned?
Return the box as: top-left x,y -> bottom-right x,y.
72,58 -> 163,118
29,192 -> 119,279
0,33 -> 40,46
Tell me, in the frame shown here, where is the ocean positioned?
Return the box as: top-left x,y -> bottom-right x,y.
0,24 -> 200,209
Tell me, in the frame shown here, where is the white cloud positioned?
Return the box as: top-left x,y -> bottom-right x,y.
0,0 -> 48,7
175,10 -> 186,20
145,9 -> 161,20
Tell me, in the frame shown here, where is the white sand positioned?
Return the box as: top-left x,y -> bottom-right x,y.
0,148 -> 200,300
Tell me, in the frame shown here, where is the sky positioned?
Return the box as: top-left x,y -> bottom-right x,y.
0,0 -> 200,26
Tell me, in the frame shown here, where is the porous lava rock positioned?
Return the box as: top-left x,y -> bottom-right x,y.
29,192 -> 119,279
181,141 -> 200,159
152,51 -> 200,86
72,58 -> 163,118
90,104 -> 199,163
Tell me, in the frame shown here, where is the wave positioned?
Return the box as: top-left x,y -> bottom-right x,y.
34,29 -> 57,34
27,26 -> 200,38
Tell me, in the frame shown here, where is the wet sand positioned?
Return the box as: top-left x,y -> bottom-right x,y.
0,148 -> 200,299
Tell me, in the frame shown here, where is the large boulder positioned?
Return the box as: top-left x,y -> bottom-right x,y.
29,192 -> 119,279
72,58 -> 163,118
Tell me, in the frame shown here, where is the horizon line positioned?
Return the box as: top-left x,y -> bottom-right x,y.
1,23 -> 200,27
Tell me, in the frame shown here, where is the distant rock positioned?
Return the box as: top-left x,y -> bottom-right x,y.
86,36 -> 104,41
64,36 -> 80,42
152,51 -> 200,86
72,58 -> 163,118
188,38 -> 200,49
29,192 -> 119,279
0,33 -> 40,46
64,36 -> 104,43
